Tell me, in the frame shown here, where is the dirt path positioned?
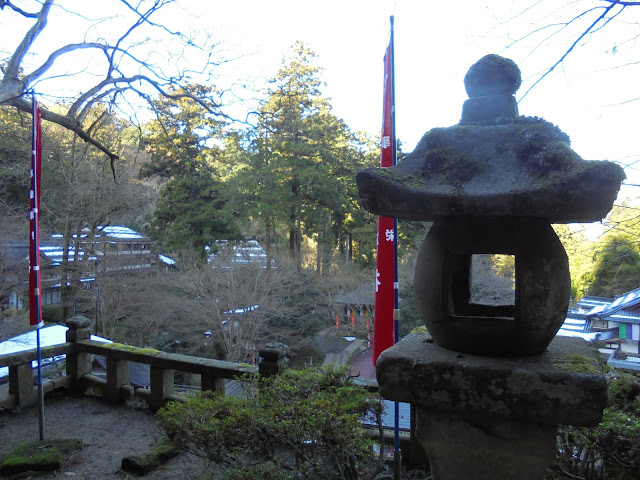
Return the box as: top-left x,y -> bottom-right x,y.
0,390 -> 211,479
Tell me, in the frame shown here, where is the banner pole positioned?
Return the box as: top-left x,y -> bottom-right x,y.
36,328 -> 45,441
31,90 -> 45,441
388,15 -> 402,480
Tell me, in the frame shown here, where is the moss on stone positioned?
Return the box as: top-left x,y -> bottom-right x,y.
422,146 -> 482,191
421,127 -> 449,150
517,141 -> 581,176
515,116 -> 569,142
513,116 -> 588,186
410,326 -> 429,335
357,110 -> 624,222
464,54 -> 522,97
121,436 -> 180,475
554,353 -> 602,375
101,342 -> 161,356
0,439 -> 82,476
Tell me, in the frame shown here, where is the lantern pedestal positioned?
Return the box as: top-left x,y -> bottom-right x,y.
376,334 -> 607,480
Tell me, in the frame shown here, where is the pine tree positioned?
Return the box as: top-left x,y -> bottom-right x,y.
143,85 -> 240,257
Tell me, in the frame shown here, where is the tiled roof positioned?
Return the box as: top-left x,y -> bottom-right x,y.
334,283 -> 375,306
207,239 -> 273,268
577,295 -> 612,310
557,313 -> 600,341
558,313 -> 590,334
606,311 -> 640,325
585,286 -> 640,324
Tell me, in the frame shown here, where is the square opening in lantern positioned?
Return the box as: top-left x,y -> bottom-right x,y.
447,252 -> 516,320
470,254 -> 515,306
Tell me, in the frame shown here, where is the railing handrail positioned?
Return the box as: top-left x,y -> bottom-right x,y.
351,376 -> 379,392
0,343 -> 73,369
75,340 -> 258,379
0,319 -> 371,420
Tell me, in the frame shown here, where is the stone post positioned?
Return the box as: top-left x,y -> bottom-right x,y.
65,315 -> 93,393
8,362 -> 37,407
259,343 -> 289,377
201,373 -> 225,395
377,334 -> 607,480
105,357 -> 130,403
406,404 -> 429,467
149,366 -> 174,411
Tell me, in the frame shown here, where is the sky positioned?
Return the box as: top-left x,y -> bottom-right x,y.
197,2 -> 639,174
2,0 -> 639,202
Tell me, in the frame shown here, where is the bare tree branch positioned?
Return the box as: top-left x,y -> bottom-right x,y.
604,0 -> 640,5
0,0 -> 39,18
0,0 -> 229,162
518,1 -> 625,101
2,0 -> 53,92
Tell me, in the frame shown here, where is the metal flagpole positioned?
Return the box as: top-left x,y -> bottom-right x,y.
30,90 -> 45,441
36,328 -> 45,441
389,15 -> 402,480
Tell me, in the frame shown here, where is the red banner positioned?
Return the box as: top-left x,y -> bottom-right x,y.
29,97 -> 43,328
372,42 -> 395,365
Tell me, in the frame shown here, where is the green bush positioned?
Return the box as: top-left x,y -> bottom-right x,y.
41,305 -> 61,323
157,366 -> 381,480
548,371 -> 640,479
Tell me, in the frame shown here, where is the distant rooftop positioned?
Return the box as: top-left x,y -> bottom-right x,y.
207,238 -> 273,268
334,283 -> 375,306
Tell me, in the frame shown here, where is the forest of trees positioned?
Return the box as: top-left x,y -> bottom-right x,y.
2,0 -> 640,360
0,24 -> 390,359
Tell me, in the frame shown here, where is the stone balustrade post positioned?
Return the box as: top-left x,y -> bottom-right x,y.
65,315 -> 93,393
258,343 -> 289,377
105,358 -> 130,403
149,366 -> 174,411
201,373 -> 225,395
8,362 -> 37,407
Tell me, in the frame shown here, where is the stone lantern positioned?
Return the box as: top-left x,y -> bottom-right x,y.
356,55 -> 625,479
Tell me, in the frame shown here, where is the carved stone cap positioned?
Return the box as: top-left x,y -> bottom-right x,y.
356,55 -> 625,223
259,342 -> 289,361
65,315 -> 92,330
461,54 -> 521,123
464,54 -> 521,97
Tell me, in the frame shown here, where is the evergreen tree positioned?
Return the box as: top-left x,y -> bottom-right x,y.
580,204 -> 640,297
143,85 -> 240,257
242,42 -> 379,271
259,42 -> 327,268
553,224 -> 597,300
554,204 -> 640,299
588,232 -> 640,297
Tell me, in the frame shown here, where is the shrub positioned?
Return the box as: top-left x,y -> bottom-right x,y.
548,371 -> 640,479
157,366 -> 381,480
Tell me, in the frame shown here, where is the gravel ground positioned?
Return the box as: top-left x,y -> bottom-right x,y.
0,390 -> 211,479
0,389 -> 432,480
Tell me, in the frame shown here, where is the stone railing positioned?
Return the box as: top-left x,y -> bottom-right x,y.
0,315 -> 428,466
1,315 -> 289,412
0,341 -> 74,410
